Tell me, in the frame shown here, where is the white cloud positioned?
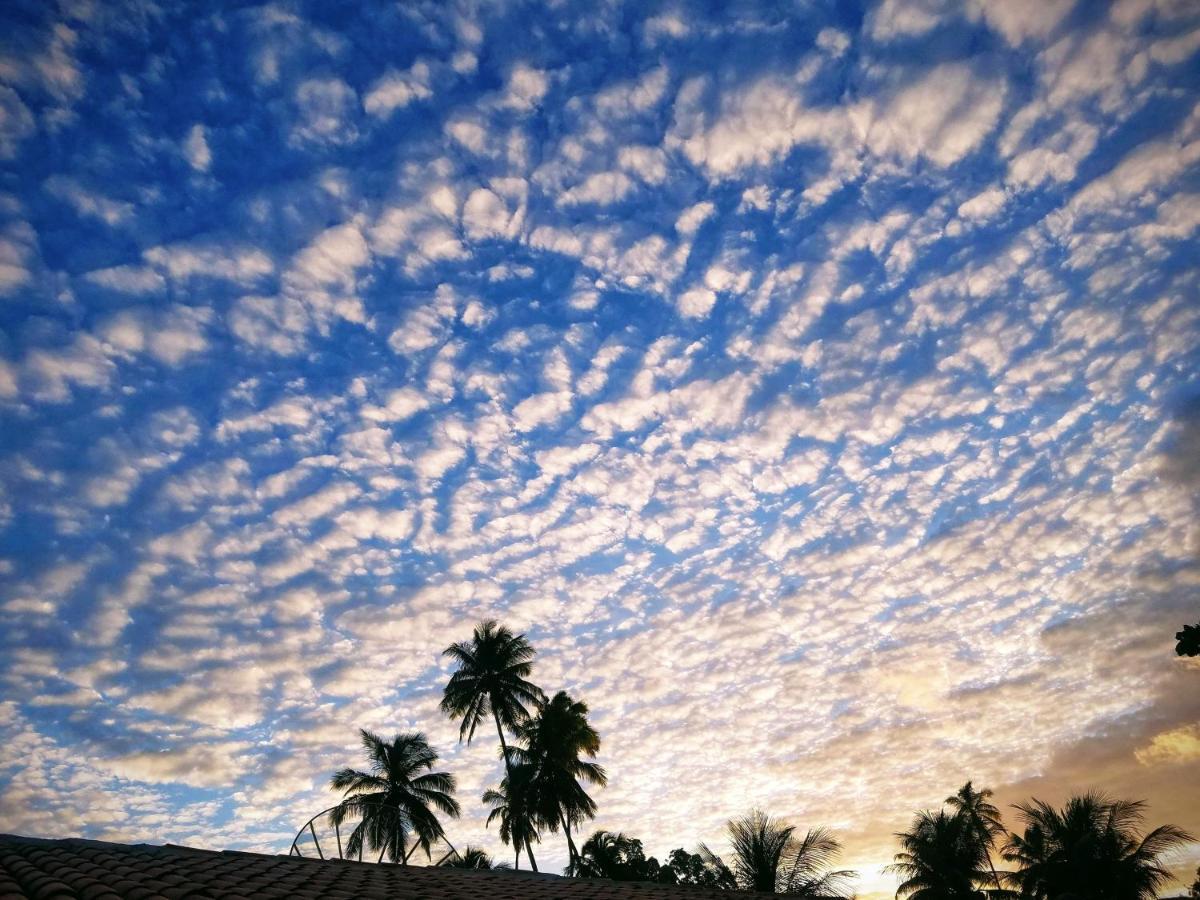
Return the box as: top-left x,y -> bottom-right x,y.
364,61 -> 433,117
957,186 -> 1007,221
502,63 -> 549,110
291,77 -> 359,146
44,176 -> 133,226
183,124 -> 211,171
0,86 -> 35,159
677,286 -> 717,319
513,390 -> 573,431
558,171 -> 636,206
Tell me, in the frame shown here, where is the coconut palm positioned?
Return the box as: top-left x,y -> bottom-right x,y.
483,762 -> 541,871
329,729 -> 460,863
1002,792 -> 1194,899
889,809 -> 999,899
441,621 -> 545,787
572,830 -> 662,881
438,846 -> 511,870
945,782 -> 1007,894
512,690 -> 607,869
701,810 -> 855,896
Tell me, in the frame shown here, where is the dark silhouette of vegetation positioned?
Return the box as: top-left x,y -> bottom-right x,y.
945,781 -> 1007,894
1002,792 -> 1194,899
437,845 -> 511,870
441,620 -> 545,784
329,729 -> 460,863
511,689 -> 608,870
482,764 -> 541,871
698,810 -> 855,897
889,809 -> 1000,899
313,624 -> 1195,898
572,830 -> 663,881
1177,623 -> 1200,657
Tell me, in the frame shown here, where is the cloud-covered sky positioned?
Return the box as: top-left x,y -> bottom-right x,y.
2,0 -> 1199,895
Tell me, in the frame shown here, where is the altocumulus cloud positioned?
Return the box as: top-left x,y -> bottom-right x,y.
1,1 -> 1198,897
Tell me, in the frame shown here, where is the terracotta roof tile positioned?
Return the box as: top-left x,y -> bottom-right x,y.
0,835 -> 767,899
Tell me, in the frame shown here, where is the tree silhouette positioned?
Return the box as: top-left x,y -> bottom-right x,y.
441,620 -> 545,794
662,848 -> 737,887
329,730 -> 460,864
572,830 -> 664,881
701,810 -> 855,896
482,762 -> 541,871
1003,792 -> 1193,899
1189,865 -> 1199,898
511,690 -> 607,870
1177,623 -> 1200,657
889,809 -> 1003,899
438,845 -> 511,870
945,782 -> 1008,894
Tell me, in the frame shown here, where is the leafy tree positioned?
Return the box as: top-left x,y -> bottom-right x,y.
700,810 -> 856,896
661,848 -> 737,887
889,809 -> 1001,899
438,845 -> 511,870
1003,792 -> 1194,899
945,782 -> 1008,894
1190,865 -> 1199,898
441,620 -> 545,791
1176,623 -> 1200,657
572,830 -> 664,881
329,729 -> 460,864
482,762 -> 541,871
512,690 -> 607,870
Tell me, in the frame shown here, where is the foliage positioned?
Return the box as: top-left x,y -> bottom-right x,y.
889,809 -> 1002,899
700,810 -> 856,896
572,830 -> 664,881
328,730 -> 460,863
660,848 -> 738,887
1177,623 -> 1200,657
438,845 -> 511,870
511,690 -> 608,869
1002,792 -> 1194,899
441,620 -> 545,747
482,762 -> 542,871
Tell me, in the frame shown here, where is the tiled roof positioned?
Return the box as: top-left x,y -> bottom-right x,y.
0,834 -> 753,899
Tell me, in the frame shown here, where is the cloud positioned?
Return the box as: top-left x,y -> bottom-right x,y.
0,86 -> 35,159
183,124 -> 211,171
291,77 -> 359,146
364,61 -> 433,116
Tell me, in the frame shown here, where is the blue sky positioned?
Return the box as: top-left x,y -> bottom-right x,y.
1,0 -> 1199,895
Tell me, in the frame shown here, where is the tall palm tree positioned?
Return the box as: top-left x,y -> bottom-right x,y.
438,846 -> 511,870
483,761 -> 541,871
946,782 -> 1007,894
441,621 -> 545,788
1003,792 -> 1194,899
329,729 -> 460,863
701,810 -> 855,896
512,690 -> 607,869
888,809 -> 998,899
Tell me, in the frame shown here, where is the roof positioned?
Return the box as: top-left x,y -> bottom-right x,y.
0,833 -> 749,899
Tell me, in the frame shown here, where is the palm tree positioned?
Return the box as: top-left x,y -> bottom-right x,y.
438,846 -> 511,870
512,690 -> 607,869
1003,792 -> 1194,899
329,729 -> 460,863
441,621 -> 545,788
946,782 -> 1007,894
572,830 -> 660,881
701,810 -> 855,896
889,809 -> 997,899
483,762 -> 541,871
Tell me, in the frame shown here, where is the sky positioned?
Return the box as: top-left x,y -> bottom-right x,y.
1,0 -> 1199,896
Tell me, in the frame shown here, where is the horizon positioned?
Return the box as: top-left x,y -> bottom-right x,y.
1,0 -> 1199,897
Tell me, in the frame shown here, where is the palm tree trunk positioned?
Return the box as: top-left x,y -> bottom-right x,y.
525,838 -> 538,872
559,810 -> 578,869
493,708 -> 513,779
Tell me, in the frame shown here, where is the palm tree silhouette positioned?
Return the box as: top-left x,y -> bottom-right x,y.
512,690 -> 607,870
571,830 -> 661,880
329,729 -> 460,864
945,782 -> 1007,894
438,846 -> 512,870
441,621 -> 545,790
701,810 -> 855,896
1003,792 -> 1193,899
482,762 -> 541,871
889,808 -> 1000,899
